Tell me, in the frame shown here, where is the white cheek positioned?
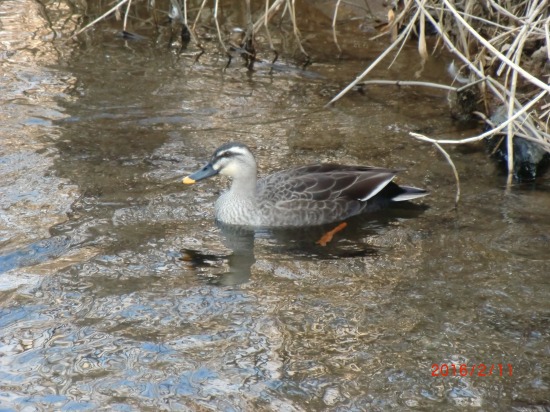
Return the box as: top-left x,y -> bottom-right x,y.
220,162 -> 239,177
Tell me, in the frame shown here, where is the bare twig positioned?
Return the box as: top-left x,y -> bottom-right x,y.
123,0 -> 132,32
413,90 -> 547,146
253,0 -> 284,32
358,79 -> 457,92
72,0 -> 129,38
192,0 -> 208,32
332,0 -> 343,56
410,133 -> 461,206
288,0 -> 310,59
325,7 -> 422,106
213,0 -> 228,53
263,0 -> 280,64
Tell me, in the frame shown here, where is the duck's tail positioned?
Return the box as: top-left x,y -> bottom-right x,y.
392,186 -> 429,202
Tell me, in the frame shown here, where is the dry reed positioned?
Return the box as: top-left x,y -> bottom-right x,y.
329,0 -> 549,188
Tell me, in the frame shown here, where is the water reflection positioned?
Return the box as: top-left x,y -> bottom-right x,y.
181,204 -> 426,286
0,236 -> 71,274
181,224 -> 256,286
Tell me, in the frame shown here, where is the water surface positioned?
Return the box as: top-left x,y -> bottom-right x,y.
1,1 -> 549,410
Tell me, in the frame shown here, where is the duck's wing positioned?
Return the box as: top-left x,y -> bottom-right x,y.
255,165 -> 397,225
258,165 -> 398,203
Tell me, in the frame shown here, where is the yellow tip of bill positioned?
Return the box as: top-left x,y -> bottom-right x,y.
182,176 -> 196,184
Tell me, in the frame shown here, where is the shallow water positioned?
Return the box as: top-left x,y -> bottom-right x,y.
1,1 -> 550,410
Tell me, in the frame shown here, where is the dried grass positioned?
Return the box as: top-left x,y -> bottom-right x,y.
329,0 -> 549,186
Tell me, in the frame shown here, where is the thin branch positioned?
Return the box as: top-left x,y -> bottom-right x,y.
325,7 -> 421,106
72,0 -> 129,38
410,133 -> 461,206
213,0 -> 228,53
123,0 -> 132,32
182,0 -> 187,25
358,79 -> 457,92
289,0 -> 309,59
332,0 -> 343,56
408,89 -> 547,146
253,0 -> 284,32
263,0 -> 279,64
192,0 -> 208,32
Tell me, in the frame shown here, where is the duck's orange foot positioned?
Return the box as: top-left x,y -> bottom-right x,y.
316,222 -> 348,246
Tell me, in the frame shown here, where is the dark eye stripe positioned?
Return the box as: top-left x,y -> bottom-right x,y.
218,151 -> 239,158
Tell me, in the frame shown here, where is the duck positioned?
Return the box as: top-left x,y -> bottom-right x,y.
183,142 -> 428,227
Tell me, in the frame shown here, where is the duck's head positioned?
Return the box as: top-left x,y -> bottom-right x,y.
183,142 -> 257,184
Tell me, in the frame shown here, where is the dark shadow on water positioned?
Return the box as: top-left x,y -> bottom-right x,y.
181,203 -> 428,286
180,225 -> 256,286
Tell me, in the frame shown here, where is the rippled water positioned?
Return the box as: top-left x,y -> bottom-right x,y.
1,1 -> 550,410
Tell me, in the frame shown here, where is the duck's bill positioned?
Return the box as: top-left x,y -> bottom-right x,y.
183,163 -> 218,184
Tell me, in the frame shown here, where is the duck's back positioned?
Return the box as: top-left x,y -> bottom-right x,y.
255,164 -> 400,226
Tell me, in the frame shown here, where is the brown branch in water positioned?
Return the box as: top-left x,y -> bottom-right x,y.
410,90 -> 548,146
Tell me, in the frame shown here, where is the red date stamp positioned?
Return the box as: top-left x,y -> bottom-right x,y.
432,363 -> 513,377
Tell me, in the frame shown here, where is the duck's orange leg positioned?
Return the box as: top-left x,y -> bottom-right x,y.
316,222 -> 348,246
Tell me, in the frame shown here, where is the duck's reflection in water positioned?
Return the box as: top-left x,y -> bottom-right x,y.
181,204 -> 428,285
180,224 -> 256,286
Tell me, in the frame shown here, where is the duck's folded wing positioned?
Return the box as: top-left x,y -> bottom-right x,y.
270,198 -> 364,224
259,166 -> 398,203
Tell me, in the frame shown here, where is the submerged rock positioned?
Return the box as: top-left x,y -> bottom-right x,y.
485,106 -> 550,182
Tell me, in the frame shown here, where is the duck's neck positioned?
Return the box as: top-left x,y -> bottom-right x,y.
228,171 -> 258,201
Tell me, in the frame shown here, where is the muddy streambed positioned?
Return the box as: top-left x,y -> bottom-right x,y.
1,1 -> 550,410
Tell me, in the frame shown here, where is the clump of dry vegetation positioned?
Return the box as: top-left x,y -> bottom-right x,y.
327,0 -> 549,189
